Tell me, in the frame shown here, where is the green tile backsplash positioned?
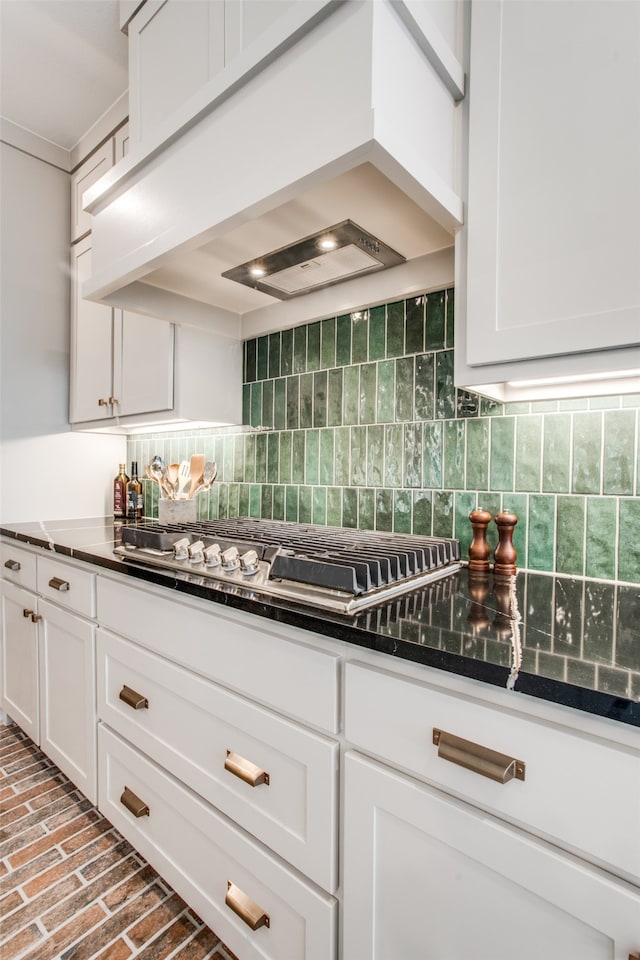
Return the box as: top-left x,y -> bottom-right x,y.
129,287 -> 640,584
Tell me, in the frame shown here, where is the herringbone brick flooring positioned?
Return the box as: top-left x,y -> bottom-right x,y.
0,722 -> 238,960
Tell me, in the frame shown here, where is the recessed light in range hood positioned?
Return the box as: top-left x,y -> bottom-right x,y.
222,219 -> 405,300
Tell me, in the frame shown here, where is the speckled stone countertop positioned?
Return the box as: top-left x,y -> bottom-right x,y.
2,517 -> 639,728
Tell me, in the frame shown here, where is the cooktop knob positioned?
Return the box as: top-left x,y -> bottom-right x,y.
240,549 -> 259,576
204,544 -> 222,567
188,540 -> 205,563
221,545 -> 240,571
173,538 -> 190,561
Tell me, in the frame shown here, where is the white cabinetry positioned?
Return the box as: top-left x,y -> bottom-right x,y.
0,541 -> 98,803
457,0 -> 640,400
71,124 -> 129,242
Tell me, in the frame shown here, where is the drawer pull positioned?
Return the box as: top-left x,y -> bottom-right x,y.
120,786 -> 149,818
30,613 -> 42,623
225,750 -> 270,787
119,685 -> 149,710
23,608 -> 34,618
433,728 -> 526,783
4,559 -> 21,571
48,576 -> 70,592
225,881 -> 270,931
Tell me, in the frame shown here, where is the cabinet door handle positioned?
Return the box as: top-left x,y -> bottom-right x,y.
4,559 -> 21,571
433,728 -> 526,783
48,576 -> 70,592
119,685 -> 149,710
225,750 -> 270,787
23,608 -> 34,618
225,881 -> 270,930
30,613 -> 42,623
98,398 -> 109,407
108,396 -> 119,405
120,786 -> 149,818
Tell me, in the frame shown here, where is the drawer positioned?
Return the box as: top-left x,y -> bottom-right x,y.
37,555 -> 96,619
97,576 -> 340,733
1,541 -> 37,592
98,725 -> 337,960
97,629 -> 338,891
345,661 -> 640,883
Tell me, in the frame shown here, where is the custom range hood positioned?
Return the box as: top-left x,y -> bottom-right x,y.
83,1 -> 466,339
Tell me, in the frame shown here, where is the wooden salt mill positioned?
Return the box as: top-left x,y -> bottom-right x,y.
468,508 -> 493,573
493,510 -> 518,579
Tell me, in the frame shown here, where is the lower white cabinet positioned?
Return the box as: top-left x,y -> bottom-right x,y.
99,724 -> 337,960
1,579 -> 39,742
343,751 -> 640,960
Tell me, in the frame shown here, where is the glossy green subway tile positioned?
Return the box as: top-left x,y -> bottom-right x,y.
359,488 -> 375,530
254,432 -> 267,483
572,412 -> 602,494
556,496 -> 585,576
376,489 -> 393,531
208,483 -> 220,519
480,397 -> 504,417
248,484 -> 260,518
394,489 -> 412,533
327,368 -> 343,427
307,321 -> 321,372
257,336 -> 269,380
233,434 -> 245,482
228,483 -> 240,518
443,420 -> 465,490
286,376 -> 300,430
426,290 -> 446,349
312,487 -> 327,525
321,316 -> 336,369
273,378 -> 286,430
490,416 -> 515,491
515,416 -> 542,492
351,427 -> 367,486
454,492 -> 476,558
313,370 -> 328,428
586,497 -> 616,579
243,434 -> 255,483
223,435 -> 234,481
262,380 -> 274,429
465,417 -> 489,491
245,339 -> 257,382
618,498 -> 640,582
559,398 -> 588,412
261,484 -> 273,519
280,328 -> 293,376
367,425 -> 384,487
368,304 -> 386,360
412,490 -> 433,536
242,384 -> 251,426
603,409 -> 635,495
352,311 -> 369,363
305,429 -> 320,484
456,390 -> 479,418
376,359 -> 395,424
197,486 -> 210,521
268,332 -> 281,379
583,581 -> 615,662
272,484 -> 285,520
395,357 -> 414,421
527,495 -> 555,571
327,487 -> 342,526
423,421 -> 443,489
403,423 -> 423,488
590,396 -> 620,410
218,483 -> 229,518
343,365 -> 360,425
278,432 -> 292,484
343,487 -> 358,527
405,296 -> 425,354
250,382 -> 262,428
285,485 -> 298,522
293,325 -> 307,374
336,314 -> 351,366
445,288 -> 455,349
238,484 -> 250,517
505,492 -> 527,569
384,423 -> 403,487
328,429 -> 347,488
542,413 -> 571,492
433,491 -> 454,538
292,430 -> 306,484
504,402 -> 530,416
299,486 -> 312,523
360,363 -> 377,424
299,373 -> 313,429
435,351 -> 455,419
267,432 -> 279,484
319,429 -> 335,485
386,300 -> 405,357
414,354 -> 435,421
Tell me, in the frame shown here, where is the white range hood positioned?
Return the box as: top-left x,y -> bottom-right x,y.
83,0 -> 466,339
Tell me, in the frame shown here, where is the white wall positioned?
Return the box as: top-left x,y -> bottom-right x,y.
0,142 -> 125,522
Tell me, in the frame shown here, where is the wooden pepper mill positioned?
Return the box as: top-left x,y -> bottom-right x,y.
468,508 -> 493,573
493,510 -> 518,579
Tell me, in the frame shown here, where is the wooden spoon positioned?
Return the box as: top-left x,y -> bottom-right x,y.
166,463 -> 179,499
188,454 -> 206,498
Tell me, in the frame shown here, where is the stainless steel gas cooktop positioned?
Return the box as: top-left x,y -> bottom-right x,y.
114,518 -> 461,615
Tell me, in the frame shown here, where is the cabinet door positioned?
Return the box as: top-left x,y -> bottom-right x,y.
1,581 -> 39,742
71,140 -> 114,243
116,311 -> 174,418
39,600 -> 97,804
70,237 -> 114,423
465,0 -> 640,368
343,752 -> 640,960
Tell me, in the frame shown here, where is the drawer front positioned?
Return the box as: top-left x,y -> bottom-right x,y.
97,629 -> 338,891
345,662 -> 640,882
38,555 -> 96,618
98,725 -> 337,960
97,576 -> 340,733
1,541 -> 37,592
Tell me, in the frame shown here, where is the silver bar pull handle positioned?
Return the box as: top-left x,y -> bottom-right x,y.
48,576 -> 70,592
119,685 -> 149,710
225,882 -> 270,930
4,559 -> 21,571
433,728 -> 525,783
120,786 -> 149,818
225,750 -> 269,787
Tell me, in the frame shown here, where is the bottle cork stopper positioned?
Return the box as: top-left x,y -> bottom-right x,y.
468,508 -> 493,572
493,510 -> 518,579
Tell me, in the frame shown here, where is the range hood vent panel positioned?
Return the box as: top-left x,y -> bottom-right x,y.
222,220 -> 405,300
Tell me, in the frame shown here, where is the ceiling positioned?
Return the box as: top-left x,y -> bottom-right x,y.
0,0 -> 128,152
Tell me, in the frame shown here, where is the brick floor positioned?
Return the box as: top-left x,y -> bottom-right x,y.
0,722 -> 238,960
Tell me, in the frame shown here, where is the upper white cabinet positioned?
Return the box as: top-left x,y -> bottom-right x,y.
457,0 -> 640,400
71,123 -> 129,243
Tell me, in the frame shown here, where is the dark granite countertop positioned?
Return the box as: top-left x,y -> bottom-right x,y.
2,517 -> 639,728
